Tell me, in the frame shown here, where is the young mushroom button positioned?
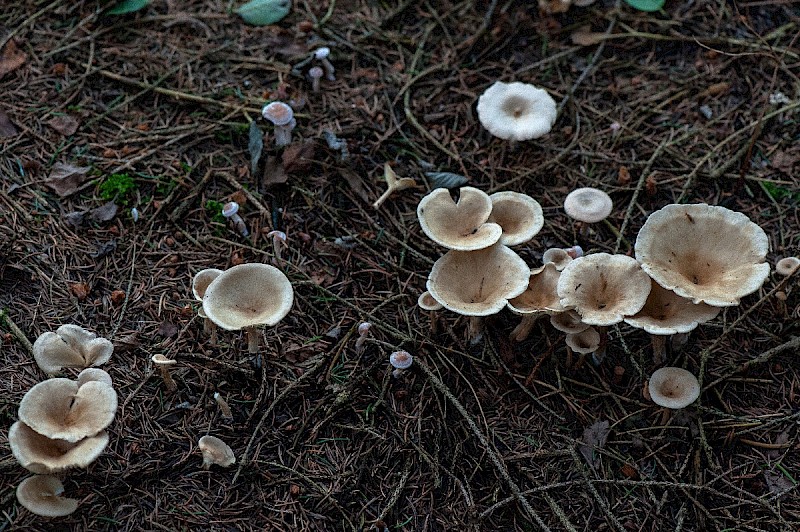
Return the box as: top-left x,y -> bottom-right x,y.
262,101 -> 297,147
647,367 -> 701,409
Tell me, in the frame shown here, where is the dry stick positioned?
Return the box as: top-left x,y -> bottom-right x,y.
415,361 -> 562,531
167,168 -> 215,223
0,310 -> 34,355
232,354 -> 328,485
613,132 -> 674,254
377,458 -> 414,522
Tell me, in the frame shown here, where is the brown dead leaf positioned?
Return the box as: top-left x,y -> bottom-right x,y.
771,150 -> 798,174
89,201 -> 118,223
0,38 -> 27,80
579,419 -> 610,468
47,115 -> 79,136
339,167 -> 370,203
263,156 -> 288,188
702,82 -> 730,97
282,140 -> 315,174
157,321 -> 179,338
70,282 -> 91,301
46,163 -> 92,197
617,166 -> 631,186
571,27 -> 605,46
0,109 -> 17,137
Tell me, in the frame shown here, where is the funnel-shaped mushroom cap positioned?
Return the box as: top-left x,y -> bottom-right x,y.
542,248 -> 573,271
9,421 -> 109,474
192,268 -> 223,301
565,327 -> 601,354
427,244 -> 530,317
624,280 -> 720,335
76,368 -> 113,388
775,257 -> 800,277
648,367 -> 700,409
550,310 -> 590,334
418,291 -> 443,311
488,192 -> 544,246
202,263 -> 294,331
557,253 -> 651,326
476,81 -> 557,141
16,475 -> 78,517
33,324 -> 113,375
635,204 -> 769,307
417,187 -> 502,251
198,435 -> 236,468
18,378 -> 118,443
563,188 -> 613,223
507,263 -> 565,316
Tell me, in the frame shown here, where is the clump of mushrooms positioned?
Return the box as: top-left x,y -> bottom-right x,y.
33,324 -> 113,375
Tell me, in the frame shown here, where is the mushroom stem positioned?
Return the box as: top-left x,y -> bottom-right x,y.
266,231 -> 287,269
591,326 -> 608,365
671,332 -> 691,353
565,345 -> 574,370
651,335 -> 667,365
158,366 -> 177,391
428,310 -> 439,334
372,186 -> 396,209
467,316 -> 484,345
214,392 -> 234,420
509,315 -> 540,342
246,326 -> 260,354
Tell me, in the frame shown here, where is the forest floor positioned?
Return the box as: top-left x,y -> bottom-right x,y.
1,1 -> 799,530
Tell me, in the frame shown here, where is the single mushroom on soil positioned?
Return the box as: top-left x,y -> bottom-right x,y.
506,263 -> 565,341
647,367 -> 700,409
427,243 -> 530,344
775,256 -> 800,277
477,81 -> 557,141
16,475 -> 79,517
487,191 -> 544,247
635,203 -> 770,307
563,187 -> 613,237
417,186 -> 502,251
33,324 -> 113,375
202,263 -> 294,354
261,101 -> 296,147
198,435 -> 236,469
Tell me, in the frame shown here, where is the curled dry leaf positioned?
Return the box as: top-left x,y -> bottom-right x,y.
0,38 -> 27,80
282,140 -> 315,174
46,163 -> 92,197
579,419 -> 610,468
0,109 -> 17,137
89,201 -> 118,223
47,115 -> 79,136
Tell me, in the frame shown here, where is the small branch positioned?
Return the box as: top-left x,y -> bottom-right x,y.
0,310 -> 34,355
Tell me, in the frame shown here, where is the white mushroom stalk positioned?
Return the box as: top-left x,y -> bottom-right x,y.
266,230 -> 287,268
506,263 -> 564,342
152,354 -> 177,391
417,291 -> 443,334
355,322 -> 371,353
222,201 -> 249,237
477,81 -> 557,141
262,101 -> 296,147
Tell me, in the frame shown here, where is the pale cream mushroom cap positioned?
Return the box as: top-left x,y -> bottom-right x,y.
550,310 -> 590,334
635,204 -> 770,307
18,378 -> 118,443
565,327 -> 601,354
648,367 -> 700,409
16,475 -> 78,517
9,421 -> 109,474
563,188 -> 613,223
417,187 -> 502,251
624,280 -> 720,335
417,291 -> 443,311
476,81 -> 557,141
427,243 -> 530,317
76,368 -> 113,388
775,257 -> 800,277
33,324 -> 113,375
202,263 -> 294,331
488,192 -> 544,246
557,253 -> 651,326
151,354 -> 177,366
507,263 -> 565,316
198,435 -> 236,468
192,268 -> 223,301
542,248 -> 573,271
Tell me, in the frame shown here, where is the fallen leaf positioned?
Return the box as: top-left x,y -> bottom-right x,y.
0,109 -> 17,137
282,140 -> 315,174
156,321 -> 179,338
425,171 -> 468,189
90,239 -> 117,259
579,419 -> 610,468
236,0 -> 291,26
45,163 -> 92,197
0,38 -> 27,80
248,121 -> 263,177
263,156 -> 288,187
63,210 -> 88,227
766,431 -> 790,460
47,115 -> 79,136
89,201 -> 118,223
339,167 -> 370,203
70,282 -> 91,300
770,150 -> 798,174
764,469 -> 794,498
571,28 -> 606,46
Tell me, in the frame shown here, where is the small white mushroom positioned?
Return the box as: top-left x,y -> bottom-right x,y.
477,81 -> 557,141
355,322 -> 372,354
152,354 -> 177,391
417,291 -> 443,333
647,367 -> 701,409
33,324 -> 113,375
262,101 -> 296,147
775,257 -> 800,277
198,435 -> 236,469
487,191 -> 544,247
417,187 -> 502,251
389,350 -> 413,378
222,201 -> 249,237
10,421 -> 110,474
16,475 -> 79,517
563,187 -> 613,236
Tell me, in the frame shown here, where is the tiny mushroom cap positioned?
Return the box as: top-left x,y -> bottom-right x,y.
198,435 -> 236,469
18,378 -> 118,443
565,327 -> 601,354
9,421 -> 109,474
507,263 -> 565,316
557,253 -> 651,326
624,280 -> 721,335
192,268 -> 223,301
542,248 -> 573,271
550,310 -> 590,334
635,204 -> 770,306
261,101 -> 294,126
427,243 -> 530,317
308,66 -> 323,78
418,291 -> 443,311
76,368 -> 113,388
488,191 -> 544,246
314,47 -> 330,59
417,187 -> 502,251
152,354 -> 177,366
16,475 -> 79,517
33,324 -> 113,375
202,263 -> 294,331
563,188 -> 613,223
476,81 -> 557,141
222,202 -> 240,218
648,367 -> 701,409
389,350 -> 413,370
776,257 -> 800,277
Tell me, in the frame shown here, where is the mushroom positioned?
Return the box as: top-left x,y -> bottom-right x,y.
563,187 -> 613,236
506,263 -> 565,341
775,256 -> 800,277
9,421 -> 109,474
76,368 -> 113,388
549,310 -> 590,334
202,263 -> 294,353
33,324 -> 113,375
18,378 -> 117,443
488,191 -> 544,246
476,81 -> 557,141
389,350 -> 413,378
647,367 -> 700,409
355,322 -> 372,354
417,291 -> 443,333
152,354 -> 177,391
261,101 -> 296,147
222,201 -> 249,237
417,187 -> 502,251
565,326 -> 601,366
198,435 -> 236,469
427,243 -> 530,343
542,248 -> 573,271
373,163 -> 416,209
308,65 -> 323,92
624,280 -> 720,365
635,204 -> 770,307
16,475 -> 79,517
213,392 -> 234,420
266,230 -> 287,267
314,47 -> 336,81
193,268 -> 223,340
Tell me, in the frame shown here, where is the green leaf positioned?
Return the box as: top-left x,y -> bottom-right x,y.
623,0 -> 665,11
107,0 -> 150,15
236,0 -> 291,26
